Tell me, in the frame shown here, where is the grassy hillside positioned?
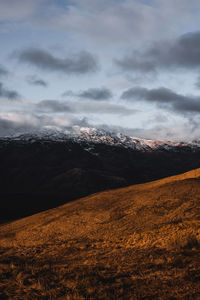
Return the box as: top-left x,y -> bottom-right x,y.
0,169 -> 200,299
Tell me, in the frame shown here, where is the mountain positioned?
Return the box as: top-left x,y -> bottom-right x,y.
3,126 -> 200,151
0,168 -> 200,299
1,127 -> 200,222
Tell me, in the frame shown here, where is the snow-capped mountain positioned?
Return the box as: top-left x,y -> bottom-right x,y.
1,126 -> 199,152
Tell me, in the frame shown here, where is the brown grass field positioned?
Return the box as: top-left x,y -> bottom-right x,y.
0,168 -> 200,299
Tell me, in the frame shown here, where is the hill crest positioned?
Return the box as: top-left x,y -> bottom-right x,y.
1,167 -> 200,249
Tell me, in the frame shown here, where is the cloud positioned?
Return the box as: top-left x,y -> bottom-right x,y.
116,31 -> 200,73
62,87 -> 113,101
0,65 -> 9,77
78,87 -> 112,101
27,75 -> 48,87
121,87 -> 179,103
15,48 -> 99,74
0,82 -> 20,100
121,86 -> 200,115
36,99 -> 137,116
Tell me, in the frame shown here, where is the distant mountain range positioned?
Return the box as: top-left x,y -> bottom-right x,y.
1,127 -> 200,221
2,126 -> 200,152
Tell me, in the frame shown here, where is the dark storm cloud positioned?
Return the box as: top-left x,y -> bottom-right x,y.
37,100 -> 72,113
78,87 -> 112,100
121,86 -> 200,115
0,65 -> 9,77
116,31 -> 200,73
15,48 -> 99,74
0,82 -> 20,100
27,75 -> 48,87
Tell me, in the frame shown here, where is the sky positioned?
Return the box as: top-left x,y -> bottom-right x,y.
1,0 -> 200,140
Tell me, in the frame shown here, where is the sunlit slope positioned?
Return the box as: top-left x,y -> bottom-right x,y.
1,168 -> 200,249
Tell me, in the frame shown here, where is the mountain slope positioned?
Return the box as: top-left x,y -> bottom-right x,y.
0,169 -> 200,299
2,129 -> 200,222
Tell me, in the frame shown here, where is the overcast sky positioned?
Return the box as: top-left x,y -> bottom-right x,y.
1,0 -> 200,140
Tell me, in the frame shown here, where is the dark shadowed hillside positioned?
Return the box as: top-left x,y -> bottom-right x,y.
1,137 -> 200,221
0,168 -> 200,299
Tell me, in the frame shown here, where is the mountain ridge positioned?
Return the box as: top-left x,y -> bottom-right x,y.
1,126 -> 200,152
1,127 -> 200,222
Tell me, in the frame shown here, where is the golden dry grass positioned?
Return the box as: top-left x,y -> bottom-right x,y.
0,168 -> 200,299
